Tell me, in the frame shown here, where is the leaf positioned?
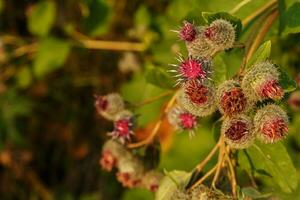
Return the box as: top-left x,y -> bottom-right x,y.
278,67 -> 297,93
277,0 -> 286,34
27,1 -> 56,36
145,66 -> 174,89
82,0 -> 111,36
155,170 -> 190,200
0,0 -> 3,13
16,66 -> 32,88
122,188 -> 154,200
202,11 -> 243,37
134,6 -> 151,27
242,187 -> 272,199
33,37 -> 71,78
283,2 -> 300,35
246,40 -> 271,68
212,54 -> 228,84
246,142 -> 298,193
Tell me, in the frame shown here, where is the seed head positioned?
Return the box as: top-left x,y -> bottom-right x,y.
203,19 -> 236,50
242,61 -> 284,102
221,115 -> 255,149
254,104 -> 289,143
179,21 -> 197,42
177,80 -> 217,117
217,80 -> 248,116
190,184 -> 233,200
94,93 -> 125,121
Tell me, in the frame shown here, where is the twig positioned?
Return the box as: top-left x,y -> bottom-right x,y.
242,0 -> 277,27
190,165 -> 218,190
194,137 -> 222,172
225,147 -> 237,198
78,39 -> 147,51
230,0 -> 252,14
127,92 -> 177,148
245,10 -> 278,64
134,90 -> 174,107
211,136 -> 225,188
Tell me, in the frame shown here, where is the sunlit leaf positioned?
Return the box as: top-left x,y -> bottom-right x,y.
246,40 -> 271,68
33,37 -> 71,78
155,170 -> 190,200
246,142 -> 298,193
27,1 -> 56,36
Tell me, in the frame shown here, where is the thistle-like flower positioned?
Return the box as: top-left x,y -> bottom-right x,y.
221,115 -> 255,149
178,21 -> 198,42
169,56 -> 211,86
217,80 -> 249,116
94,93 -> 125,121
185,26 -> 215,58
116,172 -> 141,188
254,104 -> 289,143
142,170 -> 163,192
167,106 -> 198,137
203,19 -> 236,51
177,80 -> 217,117
109,110 -> 135,143
242,61 -> 284,102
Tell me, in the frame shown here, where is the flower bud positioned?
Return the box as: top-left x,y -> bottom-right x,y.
167,105 -> 198,137
186,27 -> 215,58
254,104 -> 289,143
217,80 -> 249,116
177,80 -> 217,117
203,19 -> 236,51
99,150 -> 117,171
221,115 -> 255,149
170,56 -> 211,85
242,62 -> 284,102
94,93 -> 125,121
179,21 -> 197,42
109,110 -> 135,143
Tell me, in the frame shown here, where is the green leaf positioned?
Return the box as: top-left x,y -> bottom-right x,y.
27,1 -> 56,36
155,170 -> 190,200
122,188 -> 154,200
145,65 -> 174,89
278,67 -> 297,93
82,0 -> 111,36
202,11 -> 242,37
134,6 -> 151,28
0,0 -> 4,13
246,142 -> 298,193
242,187 -> 272,199
16,66 -> 32,88
33,37 -> 71,78
246,40 -> 271,68
283,2 -> 300,35
212,54 -> 228,84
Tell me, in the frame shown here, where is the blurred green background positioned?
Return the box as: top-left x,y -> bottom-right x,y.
0,0 -> 300,199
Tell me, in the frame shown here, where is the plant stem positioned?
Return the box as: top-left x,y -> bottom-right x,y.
190,165 -> 218,190
211,137 -> 225,188
127,92 -> 177,148
134,90 -> 174,107
245,10 -> 279,63
242,0 -> 277,27
194,136 -> 222,172
225,147 -> 237,198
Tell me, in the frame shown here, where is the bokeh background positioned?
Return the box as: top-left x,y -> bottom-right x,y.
0,0 -> 300,199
